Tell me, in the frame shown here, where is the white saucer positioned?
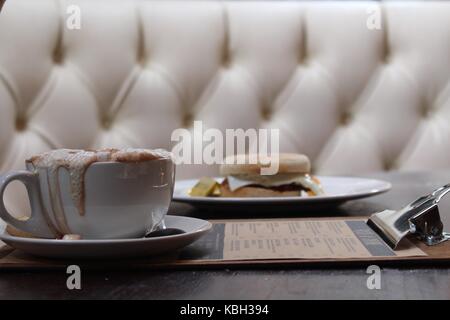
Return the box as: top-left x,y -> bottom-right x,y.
0,216 -> 211,259
174,176 -> 392,208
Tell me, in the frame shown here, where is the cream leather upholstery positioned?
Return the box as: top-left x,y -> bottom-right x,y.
1,0 -> 450,215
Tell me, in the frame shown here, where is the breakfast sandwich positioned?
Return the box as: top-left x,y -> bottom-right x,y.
188,153 -> 324,197
219,153 -> 323,197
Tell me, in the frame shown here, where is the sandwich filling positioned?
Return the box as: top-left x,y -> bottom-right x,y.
226,173 -> 324,196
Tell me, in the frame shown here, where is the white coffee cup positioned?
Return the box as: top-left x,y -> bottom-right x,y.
0,157 -> 175,239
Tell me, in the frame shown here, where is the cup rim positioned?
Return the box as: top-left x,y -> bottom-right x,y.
26,157 -> 173,169
90,157 -> 173,167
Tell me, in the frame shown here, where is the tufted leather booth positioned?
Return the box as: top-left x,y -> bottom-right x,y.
1,0 -> 450,216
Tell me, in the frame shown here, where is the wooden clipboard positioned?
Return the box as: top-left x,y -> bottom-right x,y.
1,217 -> 450,270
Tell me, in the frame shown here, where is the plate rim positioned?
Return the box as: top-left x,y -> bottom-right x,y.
173,176 -> 392,203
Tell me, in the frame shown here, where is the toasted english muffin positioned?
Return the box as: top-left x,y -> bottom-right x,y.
218,153 -> 323,197
220,153 -> 310,176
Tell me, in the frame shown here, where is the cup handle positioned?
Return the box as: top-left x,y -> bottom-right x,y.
0,171 -> 55,238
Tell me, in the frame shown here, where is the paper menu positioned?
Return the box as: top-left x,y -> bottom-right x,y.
220,219 -> 425,260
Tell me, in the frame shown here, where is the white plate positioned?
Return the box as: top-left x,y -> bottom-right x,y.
0,215 -> 211,259
173,176 -> 392,208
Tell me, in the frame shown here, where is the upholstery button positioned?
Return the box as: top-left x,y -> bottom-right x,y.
420,105 -> 432,119
384,159 -> 396,171
261,108 -> 272,121
382,45 -> 390,65
53,45 -> 64,65
222,56 -> 232,69
340,111 -> 353,126
222,46 -> 232,69
222,35 -> 231,68
182,113 -> 193,127
15,116 -> 27,132
102,116 -> 113,130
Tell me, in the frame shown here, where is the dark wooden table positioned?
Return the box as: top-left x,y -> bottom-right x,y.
2,170 -> 450,300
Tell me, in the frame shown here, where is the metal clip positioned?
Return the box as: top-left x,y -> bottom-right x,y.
367,184 -> 450,249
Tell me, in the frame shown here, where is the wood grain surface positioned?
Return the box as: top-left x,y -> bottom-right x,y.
1,170 -> 450,299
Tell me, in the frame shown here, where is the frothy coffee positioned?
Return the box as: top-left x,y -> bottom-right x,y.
26,148 -> 172,236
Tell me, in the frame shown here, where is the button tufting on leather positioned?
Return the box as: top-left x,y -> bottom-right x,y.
340,111 -> 353,126
137,52 -> 147,67
0,0 -> 449,189
420,104 -> 432,119
182,113 -> 194,128
384,159 -> 397,171
15,116 -> 27,132
261,108 -> 272,121
222,52 -> 232,69
101,115 -> 113,130
53,43 -> 64,65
